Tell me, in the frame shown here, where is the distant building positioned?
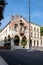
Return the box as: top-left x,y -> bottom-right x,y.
0,15 -> 42,49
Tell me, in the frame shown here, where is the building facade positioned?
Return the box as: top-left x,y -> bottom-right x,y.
0,15 -> 42,49
30,22 -> 41,48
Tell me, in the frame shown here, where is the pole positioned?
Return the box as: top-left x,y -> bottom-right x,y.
29,0 -> 31,49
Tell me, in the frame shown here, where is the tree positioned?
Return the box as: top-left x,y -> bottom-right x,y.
0,0 -> 7,20
7,35 -> 11,42
21,36 -> 27,48
7,35 -> 11,46
40,27 -> 43,36
4,37 -> 7,46
14,36 -> 20,46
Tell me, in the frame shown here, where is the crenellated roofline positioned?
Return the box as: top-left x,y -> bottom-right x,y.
0,15 -> 41,33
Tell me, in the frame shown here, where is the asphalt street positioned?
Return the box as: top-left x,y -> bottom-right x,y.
0,49 -> 43,65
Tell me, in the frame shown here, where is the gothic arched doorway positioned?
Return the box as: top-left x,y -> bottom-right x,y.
14,35 -> 20,46
21,36 -> 27,48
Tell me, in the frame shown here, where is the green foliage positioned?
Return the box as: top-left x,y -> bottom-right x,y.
21,37 -> 27,48
4,37 -> 7,42
7,35 -> 11,41
4,37 -> 7,46
40,27 -> 43,36
14,36 -> 19,46
4,35 -> 11,46
7,35 -> 11,46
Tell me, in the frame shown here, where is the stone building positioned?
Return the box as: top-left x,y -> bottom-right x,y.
0,15 -> 41,49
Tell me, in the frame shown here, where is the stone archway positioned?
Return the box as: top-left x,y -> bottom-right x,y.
21,36 -> 27,48
34,40 -> 35,47
29,40 -> 32,49
37,40 -> 39,47
14,35 -> 20,46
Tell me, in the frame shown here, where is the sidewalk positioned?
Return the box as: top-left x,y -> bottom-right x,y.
32,47 -> 43,51
0,56 -> 8,65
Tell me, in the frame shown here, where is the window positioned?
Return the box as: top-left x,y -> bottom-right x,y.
34,33 -> 36,38
6,30 -> 7,35
37,33 -> 39,38
14,24 -> 17,31
14,25 -> 16,29
20,27 -> 22,31
37,28 -> 39,32
31,26 -> 33,30
20,20 -> 22,22
9,26 -> 11,31
24,26 -> 26,31
31,32 -> 33,37
34,27 -> 36,31
20,20 -> 24,26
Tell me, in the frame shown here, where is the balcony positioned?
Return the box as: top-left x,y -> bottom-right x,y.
20,20 -> 24,26
20,22 -> 24,26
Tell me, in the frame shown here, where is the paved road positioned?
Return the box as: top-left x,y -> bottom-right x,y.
0,56 -> 8,65
0,50 -> 43,65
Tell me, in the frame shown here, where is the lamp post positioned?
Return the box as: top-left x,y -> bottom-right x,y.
0,0 -> 7,21
29,0 -> 31,49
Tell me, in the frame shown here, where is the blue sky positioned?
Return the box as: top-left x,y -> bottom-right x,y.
0,0 -> 43,29
30,0 -> 43,26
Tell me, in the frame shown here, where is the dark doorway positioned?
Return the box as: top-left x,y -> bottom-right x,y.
21,36 -> 27,48
34,40 -> 35,47
29,40 -> 32,49
14,35 -> 20,46
37,40 -> 39,47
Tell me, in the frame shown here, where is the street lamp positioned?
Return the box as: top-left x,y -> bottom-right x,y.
29,0 -> 31,49
0,0 -> 7,21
